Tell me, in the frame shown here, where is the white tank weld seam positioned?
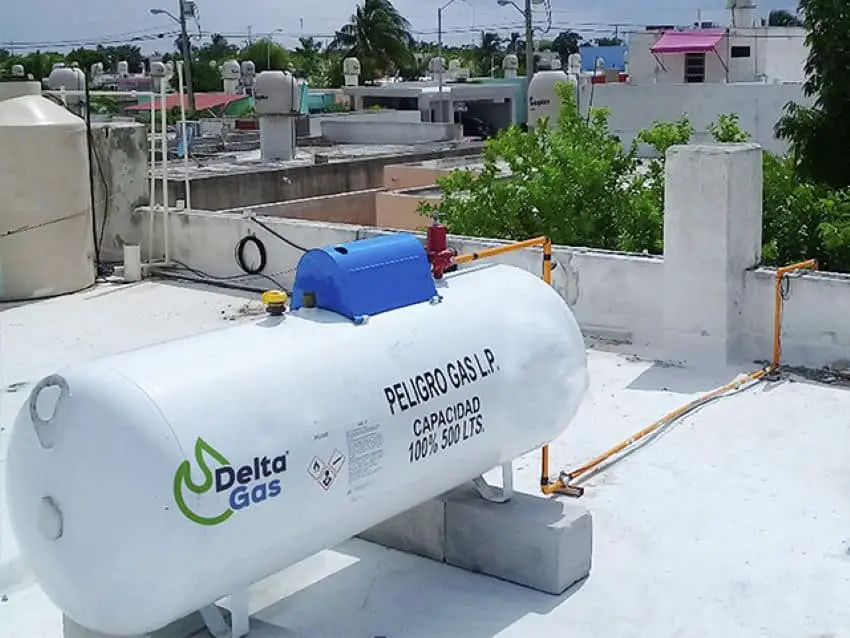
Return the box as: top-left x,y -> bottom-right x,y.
0,209 -> 88,239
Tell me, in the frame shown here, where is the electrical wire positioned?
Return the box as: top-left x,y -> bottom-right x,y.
151,256 -> 289,293
250,216 -> 309,253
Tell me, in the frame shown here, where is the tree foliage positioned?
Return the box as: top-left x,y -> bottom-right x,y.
328,0 -> 414,79
775,0 -> 850,189
767,9 -> 803,27
422,87 -> 850,273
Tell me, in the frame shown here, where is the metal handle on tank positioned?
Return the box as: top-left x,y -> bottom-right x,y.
28,374 -> 70,449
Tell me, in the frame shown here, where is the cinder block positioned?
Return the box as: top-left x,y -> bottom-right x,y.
357,497 -> 447,562
444,485 -> 592,595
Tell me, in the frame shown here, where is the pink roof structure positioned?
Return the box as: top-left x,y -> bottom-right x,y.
650,29 -> 726,54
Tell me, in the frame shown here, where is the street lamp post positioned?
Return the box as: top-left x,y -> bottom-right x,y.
150,2 -> 195,112
437,0 -> 467,123
267,28 -> 283,69
497,0 -> 534,92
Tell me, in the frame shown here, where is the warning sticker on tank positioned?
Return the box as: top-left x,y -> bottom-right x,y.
308,450 -> 347,491
346,420 -> 384,493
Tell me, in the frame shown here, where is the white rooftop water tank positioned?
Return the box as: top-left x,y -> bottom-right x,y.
117,60 -> 129,77
528,68 -> 571,129
5,245 -> 588,635
0,79 -> 42,102
47,66 -> 85,105
0,96 -> 95,301
11,64 -> 25,77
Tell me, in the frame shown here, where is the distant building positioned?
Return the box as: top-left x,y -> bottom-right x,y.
626,25 -> 806,85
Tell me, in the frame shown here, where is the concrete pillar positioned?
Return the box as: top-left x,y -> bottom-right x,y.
662,143 -> 763,365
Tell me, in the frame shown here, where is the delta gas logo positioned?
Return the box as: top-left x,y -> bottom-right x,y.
173,437 -> 288,526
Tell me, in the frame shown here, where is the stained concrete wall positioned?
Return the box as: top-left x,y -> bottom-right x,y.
321,121 -> 461,145
90,122 -> 149,262
160,144 -> 483,211
577,82 -> 812,156
374,189 -> 441,231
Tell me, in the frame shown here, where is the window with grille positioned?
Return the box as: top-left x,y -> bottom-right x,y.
684,52 -> 706,83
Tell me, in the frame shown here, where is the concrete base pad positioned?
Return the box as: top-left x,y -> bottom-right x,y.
358,482 -> 593,595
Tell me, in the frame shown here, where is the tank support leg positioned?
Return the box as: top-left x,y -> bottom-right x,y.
472,461 -> 514,503
230,591 -> 250,637
199,590 -> 250,637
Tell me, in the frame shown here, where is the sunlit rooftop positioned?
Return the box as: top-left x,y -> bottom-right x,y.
1,279 -> 849,637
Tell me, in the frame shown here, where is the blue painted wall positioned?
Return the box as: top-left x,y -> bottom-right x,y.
578,45 -> 628,71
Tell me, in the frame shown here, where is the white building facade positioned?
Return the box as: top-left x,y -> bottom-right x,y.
625,0 -> 806,86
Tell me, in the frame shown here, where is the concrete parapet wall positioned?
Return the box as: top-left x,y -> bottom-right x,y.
158,144 -> 483,211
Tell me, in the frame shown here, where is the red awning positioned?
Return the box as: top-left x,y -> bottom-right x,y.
650,29 -> 725,54
125,92 -> 244,112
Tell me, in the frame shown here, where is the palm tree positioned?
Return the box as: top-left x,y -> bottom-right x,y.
475,31 -> 503,77
328,0 -> 414,79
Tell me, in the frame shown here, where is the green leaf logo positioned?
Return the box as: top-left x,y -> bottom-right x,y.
173,437 -> 233,526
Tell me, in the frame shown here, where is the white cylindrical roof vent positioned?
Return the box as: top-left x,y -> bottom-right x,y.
117,61 -> 129,76
11,64 -> 25,77
343,57 -> 361,75
429,57 -> 445,74
254,70 -> 300,115
221,59 -> 241,80
149,61 -> 166,78
343,57 -> 361,87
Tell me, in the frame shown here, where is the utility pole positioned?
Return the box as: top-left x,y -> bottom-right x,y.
437,5 -> 444,120
497,0 -> 535,91
178,0 -> 195,111
524,0 -> 533,92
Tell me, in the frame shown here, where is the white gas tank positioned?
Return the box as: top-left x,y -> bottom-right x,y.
6,233 -> 588,636
528,68 -> 572,129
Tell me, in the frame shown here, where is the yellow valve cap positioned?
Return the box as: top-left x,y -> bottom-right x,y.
261,290 -> 288,306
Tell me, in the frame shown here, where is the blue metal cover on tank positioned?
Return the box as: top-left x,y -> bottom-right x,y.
290,233 -> 438,321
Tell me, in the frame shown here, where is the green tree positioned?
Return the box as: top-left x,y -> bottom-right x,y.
551,31 -> 580,61
328,0 -> 414,80
768,9 -> 803,26
239,39 -> 291,73
421,83 -> 661,252
775,0 -> 850,189
294,37 -> 323,80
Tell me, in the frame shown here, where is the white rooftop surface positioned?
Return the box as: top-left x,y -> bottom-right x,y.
2,281 -> 849,637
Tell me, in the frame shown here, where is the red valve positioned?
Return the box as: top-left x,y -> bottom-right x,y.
425,216 -> 456,279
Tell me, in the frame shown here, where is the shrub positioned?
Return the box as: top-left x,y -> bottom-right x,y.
420,85 -> 850,272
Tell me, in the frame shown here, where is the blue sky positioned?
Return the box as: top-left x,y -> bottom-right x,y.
2,0 -> 800,53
